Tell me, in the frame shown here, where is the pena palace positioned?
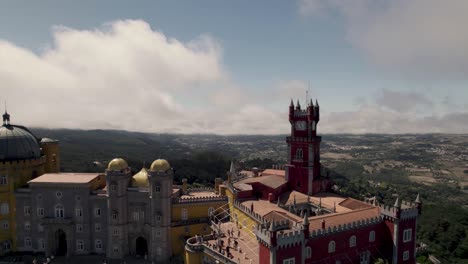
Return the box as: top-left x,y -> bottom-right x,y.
0,98 -> 421,264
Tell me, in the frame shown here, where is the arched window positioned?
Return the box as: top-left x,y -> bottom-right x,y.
208,207 -> 215,216
0,175 -> 7,185
55,204 -> 64,218
369,230 -> 375,242
328,240 -> 335,253
0,203 -> 9,215
295,148 -> 303,160
306,246 -> 312,258
181,208 -> 188,220
349,235 -> 356,247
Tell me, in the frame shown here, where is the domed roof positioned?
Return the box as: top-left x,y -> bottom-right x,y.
150,159 -> 170,172
107,158 -> 128,171
0,121 -> 41,161
132,168 -> 149,187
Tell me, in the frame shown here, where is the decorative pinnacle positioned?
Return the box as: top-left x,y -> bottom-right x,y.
269,221 -> 275,231
415,193 -> 421,203
290,99 -> 294,107
310,98 -> 314,107
296,99 -> 301,109
394,197 -> 400,208
303,211 -> 309,226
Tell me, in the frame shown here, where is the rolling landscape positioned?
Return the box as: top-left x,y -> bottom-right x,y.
31,128 -> 468,263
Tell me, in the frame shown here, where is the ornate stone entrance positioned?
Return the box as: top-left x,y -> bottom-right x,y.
135,237 -> 148,257
55,229 -> 67,256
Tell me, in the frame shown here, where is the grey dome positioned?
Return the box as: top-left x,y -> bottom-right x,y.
0,124 -> 41,161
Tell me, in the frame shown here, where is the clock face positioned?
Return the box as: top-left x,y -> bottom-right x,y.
296,121 -> 306,131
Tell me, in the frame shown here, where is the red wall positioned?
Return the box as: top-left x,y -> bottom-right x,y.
276,244 -> 302,264
396,218 -> 417,264
259,243 -> 270,264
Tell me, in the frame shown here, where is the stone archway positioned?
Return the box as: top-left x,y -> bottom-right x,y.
135,236 -> 148,257
55,229 -> 67,256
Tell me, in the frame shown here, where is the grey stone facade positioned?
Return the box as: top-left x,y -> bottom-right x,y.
15,163 -> 175,263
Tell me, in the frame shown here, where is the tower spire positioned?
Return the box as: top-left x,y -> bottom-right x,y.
2,101 -> 10,126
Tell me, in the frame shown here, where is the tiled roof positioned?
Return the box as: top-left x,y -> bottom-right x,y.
235,174 -> 287,189
261,169 -> 286,177
28,173 -> 101,184
307,207 -> 380,231
339,198 -> 373,210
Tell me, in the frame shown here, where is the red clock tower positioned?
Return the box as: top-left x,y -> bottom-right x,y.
286,98 -> 322,195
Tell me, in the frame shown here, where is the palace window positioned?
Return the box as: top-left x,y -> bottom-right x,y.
110,183 -> 117,192
1,221 -> 8,230
95,240 -> 102,250
76,208 -> 83,218
38,224 -> 44,233
156,247 -> 162,256
3,241 -> 11,251
306,247 -> 312,258
55,204 -> 64,218
295,148 -> 303,160
328,240 -> 336,253
403,251 -> 410,261
156,214 -> 161,222
181,208 -> 188,221
37,208 -> 44,217
112,211 -> 118,221
0,175 -> 7,185
24,237 -> 32,248
133,211 -> 139,221
25,222 -> 31,231
0,202 -> 9,215
113,245 -> 119,253
76,240 -> 84,251
94,208 -> 101,217
95,223 -> 101,232
403,229 -> 412,243
155,185 -> 161,192
76,224 -> 83,233
283,258 -> 295,264
369,231 -> 375,242
38,239 -> 45,250
360,250 -> 370,264
113,228 -> 119,236
24,206 -> 31,216
349,235 -> 356,247
56,191 -> 62,199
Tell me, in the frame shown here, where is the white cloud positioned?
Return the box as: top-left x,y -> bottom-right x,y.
299,0 -> 468,79
1,19 -> 467,135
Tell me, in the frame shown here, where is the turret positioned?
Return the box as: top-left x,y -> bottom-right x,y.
296,100 -> 301,110
302,212 -> 310,237
414,193 -> 422,215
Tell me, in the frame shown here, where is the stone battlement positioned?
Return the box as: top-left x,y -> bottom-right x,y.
310,216 -> 382,238
233,200 -> 267,224
173,196 -> 227,204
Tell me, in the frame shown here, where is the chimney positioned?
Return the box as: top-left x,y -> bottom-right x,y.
321,219 -> 326,229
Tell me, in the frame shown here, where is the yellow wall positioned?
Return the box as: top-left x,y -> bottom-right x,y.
172,201 -> 225,222
0,157 -> 46,251
41,142 -> 60,173
171,223 -> 210,256
225,188 -> 258,239
184,247 -> 202,264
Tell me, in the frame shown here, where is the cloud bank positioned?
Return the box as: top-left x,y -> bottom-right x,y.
298,0 -> 468,79
1,19 -> 467,134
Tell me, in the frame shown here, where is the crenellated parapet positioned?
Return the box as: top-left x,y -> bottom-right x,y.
173,196 -> 227,204
255,221 -> 305,249
233,200 -> 267,223
378,198 -> 420,220
286,136 -> 322,143
310,216 -> 383,239
0,156 -> 46,166
276,229 -> 305,249
379,204 -> 398,219
294,109 -> 308,117
186,187 -> 215,192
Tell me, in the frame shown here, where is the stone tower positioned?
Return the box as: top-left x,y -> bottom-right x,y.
105,158 -> 131,259
286,99 -> 321,195
148,159 -> 173,263
40,138 -> 60,173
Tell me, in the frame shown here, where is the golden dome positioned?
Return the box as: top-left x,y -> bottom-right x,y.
150,159 -> 170,172
107,158 -> 128,171
132,168 -> 149,187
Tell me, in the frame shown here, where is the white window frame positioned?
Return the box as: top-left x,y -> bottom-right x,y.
306,246 -> 312,258
2,221 -> 8,229
110,184 -> 117,192
38,224 -> 44,233
0,202 -> 9,215
0,175 -> 7,185
349,235 -> 356,247
38,238 -> 45,250
24,221 -> 31,231
369,230 -> 375,242
25,237 -> 32,248
403,229 -> 412,243
155,185 -> 161,192
403,250 -> 409,261
94,207 -> 101,217
95,239 -> 102,250
283,258 -> 295,264
328,240 -> 336,253
181,208 -> 188,221
295,148 -> 303,160
37,208 -> 44,217
76,240 -> 84,251
55,204 -> 64,218
75,208 -> 83,218
113,228 -> 119,235
76,224 -> 83,233
133,211 -> 139,221
95,223 -> 101,232
24,206 -> 30,216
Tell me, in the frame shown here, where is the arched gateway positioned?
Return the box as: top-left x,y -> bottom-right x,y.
55,229 -> 67,256
135,237 -> 148,257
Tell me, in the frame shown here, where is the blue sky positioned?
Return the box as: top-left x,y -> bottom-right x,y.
1,0 -> 467,134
